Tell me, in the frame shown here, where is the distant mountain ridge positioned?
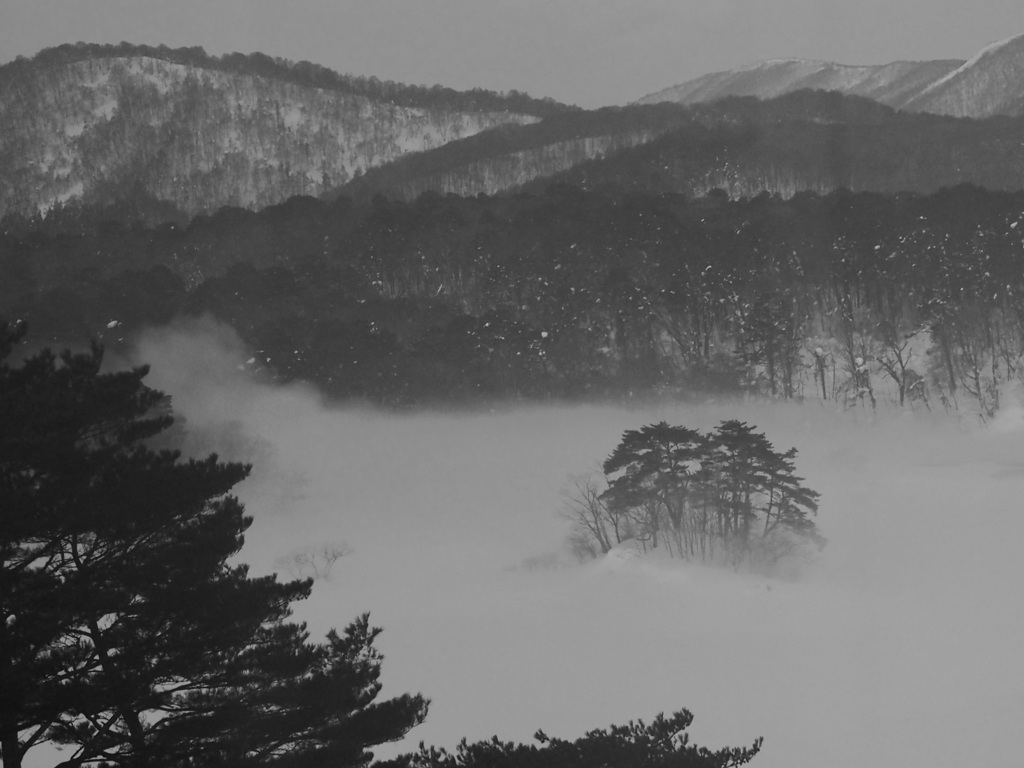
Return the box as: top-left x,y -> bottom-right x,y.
0,43 -> 569,219
7,35 -> 1024,227
338,91 -> 1024,203
638,32 -> 1024,118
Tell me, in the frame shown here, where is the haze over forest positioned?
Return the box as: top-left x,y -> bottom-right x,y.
4,12 -> 1024,768
124,320 -> 1024,768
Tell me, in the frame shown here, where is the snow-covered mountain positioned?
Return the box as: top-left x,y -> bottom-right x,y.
636,59 -> 961,110
637,33 -> 1024,118
0,44 -> 561,218
903,33 -> 1024,117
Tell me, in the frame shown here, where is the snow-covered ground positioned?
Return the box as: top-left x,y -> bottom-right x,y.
125,320 -> 1024,768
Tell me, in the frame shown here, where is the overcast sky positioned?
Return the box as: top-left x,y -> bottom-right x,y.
2,0 -> 1022,107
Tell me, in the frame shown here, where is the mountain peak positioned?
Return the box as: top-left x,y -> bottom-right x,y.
638,33 -> 1024,118
635,59 -> 963,111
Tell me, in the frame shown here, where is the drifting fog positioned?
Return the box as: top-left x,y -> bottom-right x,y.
126,318 -> 1024,768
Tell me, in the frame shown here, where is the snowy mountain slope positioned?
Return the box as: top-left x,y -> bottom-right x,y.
821,59 -> 965,106
338,104 -> 695,201
903,33 -> 1024,117
636,59 -> 962,109
353,130 -> 659,199
638,32 -> 1024,118
0,46 -> 551,218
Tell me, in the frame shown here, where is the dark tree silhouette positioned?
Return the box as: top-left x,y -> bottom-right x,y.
602,423 -> 706,555
593,421 -> 822,567
0,322 -> 426,768
378,709 -> 761,768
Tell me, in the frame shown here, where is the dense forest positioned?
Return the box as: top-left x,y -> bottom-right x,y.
0,44 -> 560,219
4,182 -> 1022,418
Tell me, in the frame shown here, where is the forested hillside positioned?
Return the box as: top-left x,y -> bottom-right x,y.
4,183 -> 1023,418
0,43 -> 565,219
340,104 -> 696,201
524,92 -> 1024,198
339,91 -> 1024,202
11,55 -> 1024,228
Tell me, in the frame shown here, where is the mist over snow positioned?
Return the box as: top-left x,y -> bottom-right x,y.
126,318 -> 1024,768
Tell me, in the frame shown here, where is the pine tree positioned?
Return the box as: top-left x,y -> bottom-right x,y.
707,420 -> 823,563
0,323 -> 426,768
596,420 -> 822,567
378,709 -> 761,768
601,422 -> 705,554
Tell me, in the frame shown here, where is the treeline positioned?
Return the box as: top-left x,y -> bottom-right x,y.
4,183 -> 1024,413
565,421 -> 823,567
0,42 -> 572,117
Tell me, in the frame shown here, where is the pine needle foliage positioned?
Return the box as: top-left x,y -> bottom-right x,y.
0,322 -> 426,768
595,421 -> 823,565
378,709 -> 761,768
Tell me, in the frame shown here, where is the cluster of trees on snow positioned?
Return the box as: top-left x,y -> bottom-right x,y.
0,321 -> 762,767
565,422 -> 823,568
5,184 -> 1024,415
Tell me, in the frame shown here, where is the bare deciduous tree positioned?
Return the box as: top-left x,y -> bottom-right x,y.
561,473 -> 628,558
275,542 -> 351,580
